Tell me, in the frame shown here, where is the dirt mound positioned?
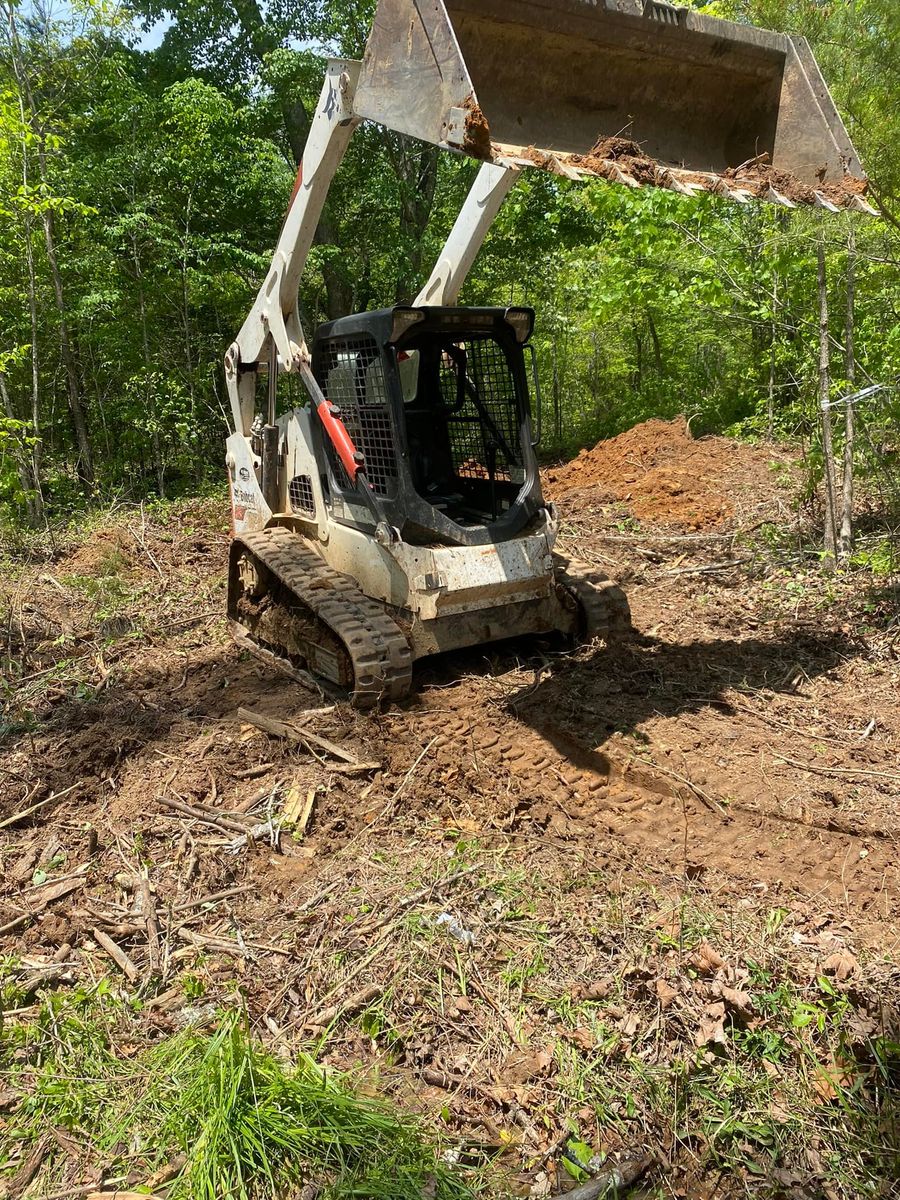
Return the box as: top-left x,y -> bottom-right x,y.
544,416 -> 783,530
56,527 -> 139,576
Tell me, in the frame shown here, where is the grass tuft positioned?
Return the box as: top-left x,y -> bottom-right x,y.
4,988 -> 474,1199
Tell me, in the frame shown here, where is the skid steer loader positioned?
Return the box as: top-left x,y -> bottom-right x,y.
224,0 -> 869,707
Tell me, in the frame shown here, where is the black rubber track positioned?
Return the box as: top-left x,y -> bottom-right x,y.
553,554 -> 632,643
231,526 -> 413,708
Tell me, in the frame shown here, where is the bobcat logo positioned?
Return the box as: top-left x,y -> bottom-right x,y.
324,80 -> 338,121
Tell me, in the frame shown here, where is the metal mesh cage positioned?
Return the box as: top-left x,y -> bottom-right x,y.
438,338 -> 523,481
288,474 -> 316,517
315,335 -> 398,497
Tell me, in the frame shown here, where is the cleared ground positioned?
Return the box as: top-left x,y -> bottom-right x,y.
2,420 -> 899,1198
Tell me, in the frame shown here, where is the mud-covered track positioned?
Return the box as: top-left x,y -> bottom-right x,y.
229,526 -> 412,707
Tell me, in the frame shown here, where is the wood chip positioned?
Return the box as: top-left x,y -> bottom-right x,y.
280,786 -> 317,834
28,875 -> 87,913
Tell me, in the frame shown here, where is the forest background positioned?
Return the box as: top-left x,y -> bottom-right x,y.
0,0 -> 897,544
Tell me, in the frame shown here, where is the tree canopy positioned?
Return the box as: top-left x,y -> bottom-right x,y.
0,0 -> 897,528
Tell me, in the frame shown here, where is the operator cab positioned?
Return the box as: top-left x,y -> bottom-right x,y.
310,306 -> 545,548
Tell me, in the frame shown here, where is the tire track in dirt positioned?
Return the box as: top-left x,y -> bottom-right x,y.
394,690 -> 898,918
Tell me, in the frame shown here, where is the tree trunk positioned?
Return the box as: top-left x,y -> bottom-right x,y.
5,3 -> 43,518
817,230 -> 838,567
647,311 -> 663,373
839,224 -> 856,561
552,339 -> 561,449
5,3 -> 94,487
180,194 -> 199,457
388,135 -> 440,303
39,202 -> 94,486
132,231 -> 165,496
0,371 -> 39,525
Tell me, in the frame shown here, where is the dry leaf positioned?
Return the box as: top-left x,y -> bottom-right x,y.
812,1061 -> 853,1103
713,981 -> 754,1018
822,949 -> 858,982
501,1048 -> 554,1085
695,1001 -> 727,1047
655,979 -> 678,1010
565,1026 -> 596,1052
572,979 -> 613,1001
620,1012 -> 641,1037
689,941 -> 726,974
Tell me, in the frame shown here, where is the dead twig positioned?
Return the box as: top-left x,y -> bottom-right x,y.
8,1135 -> 50,1199
0,780 -> 82,831
308,984 -> 381,1028
139,874 -> 161,975
420,1067 -> 501,1104
551,1154 -> 654,1199
156,795 -> 252,834
662,558 -> 753,577
232,762 -> 274,780
92,928 -> 140,983
628,757 -> 727,817
172,883 -> 256,913
304,933 -> 394,1022
177,928 -> 293,957
127,523 -> 165,579
238,706 -> 373,767
0,914 -> 31,936
361,863 -> 482,938
771,751 -> 900,785
142,1154 -> 187,1191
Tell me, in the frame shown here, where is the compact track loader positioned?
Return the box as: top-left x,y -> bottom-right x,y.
225,0 -> 868,707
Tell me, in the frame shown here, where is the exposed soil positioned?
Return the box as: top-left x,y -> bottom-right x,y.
723,159 -> 870,207
543,416 -> 791,531
463,94 -> 492,160
2,430 -> 899,1197
567,137 -> 659,188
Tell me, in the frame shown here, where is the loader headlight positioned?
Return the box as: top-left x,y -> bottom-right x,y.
390,307 -> 425,343
505,308 -> 534,344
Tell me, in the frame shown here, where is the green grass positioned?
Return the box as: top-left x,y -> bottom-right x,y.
2,984 -> 475,1200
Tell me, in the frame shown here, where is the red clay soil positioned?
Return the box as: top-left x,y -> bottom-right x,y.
463,94 -> 492,159
543,416 -> 784,531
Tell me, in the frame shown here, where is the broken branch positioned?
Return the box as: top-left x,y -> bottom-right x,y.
237,706 -> 369,766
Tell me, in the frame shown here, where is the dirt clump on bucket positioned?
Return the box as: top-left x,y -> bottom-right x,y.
544,416 -> 785,531
463,95 -> 492,158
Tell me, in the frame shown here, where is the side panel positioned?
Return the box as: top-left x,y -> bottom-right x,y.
282,407 -> 330,539
226,432 -> 271,535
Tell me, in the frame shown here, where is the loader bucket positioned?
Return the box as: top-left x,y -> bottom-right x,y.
356,0 -> 871,211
